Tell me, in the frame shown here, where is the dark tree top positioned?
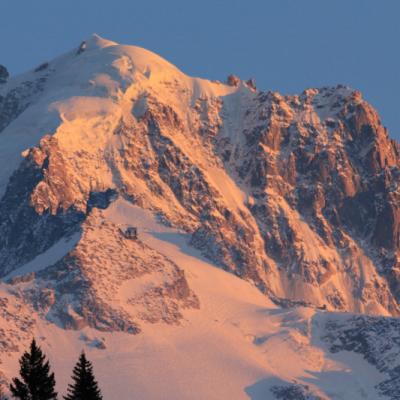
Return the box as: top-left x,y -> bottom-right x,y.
64,352 -> 102,400
10,339 -> 57,400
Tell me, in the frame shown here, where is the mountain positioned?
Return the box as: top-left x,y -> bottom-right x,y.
0,34 -> 399,399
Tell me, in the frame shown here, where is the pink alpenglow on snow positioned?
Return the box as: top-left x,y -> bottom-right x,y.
0,35 -> 398,399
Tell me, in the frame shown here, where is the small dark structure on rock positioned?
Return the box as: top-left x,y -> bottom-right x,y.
122,226 -> 138,240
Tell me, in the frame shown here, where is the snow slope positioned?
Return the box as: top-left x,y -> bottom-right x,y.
0,33 -> 237,198
0,198 -> 386,399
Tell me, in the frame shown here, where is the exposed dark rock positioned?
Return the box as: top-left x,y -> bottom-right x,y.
322,314 -> 400,400
271,383 -> 323,400
245,78 -> 257,91
77,41 -> 87,55
0,65 -> 8,84
0,148 -> 84,276
34,62 -> 49,72
87,189 -> 118,213
0,76 -> 46,133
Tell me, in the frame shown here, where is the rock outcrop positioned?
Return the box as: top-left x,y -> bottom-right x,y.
0,65 -> 8,84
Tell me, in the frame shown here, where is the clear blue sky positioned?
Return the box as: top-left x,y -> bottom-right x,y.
1,0 -> 399,139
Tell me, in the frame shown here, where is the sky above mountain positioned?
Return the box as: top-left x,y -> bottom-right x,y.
1,0 -> 399,139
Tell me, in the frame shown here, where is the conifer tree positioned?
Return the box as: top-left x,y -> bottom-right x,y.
10,339 -> 57,400
64,352 -> 102,400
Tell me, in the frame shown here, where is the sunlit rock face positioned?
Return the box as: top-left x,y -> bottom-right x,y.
215,86 -> 400,315
0,34 -> 399,339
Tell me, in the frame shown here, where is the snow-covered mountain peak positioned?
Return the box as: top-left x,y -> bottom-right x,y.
0,37 -> 399,399
83,33 -> 118,50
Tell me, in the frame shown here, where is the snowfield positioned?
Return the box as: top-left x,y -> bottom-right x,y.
0,199 -> 384,399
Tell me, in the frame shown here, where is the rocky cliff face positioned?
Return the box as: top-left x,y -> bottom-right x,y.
216,86 -> 400,314
0,34 -> 399,335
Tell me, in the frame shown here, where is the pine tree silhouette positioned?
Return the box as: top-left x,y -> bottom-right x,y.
64,352 -> 102,400
10,339 -> 57,400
